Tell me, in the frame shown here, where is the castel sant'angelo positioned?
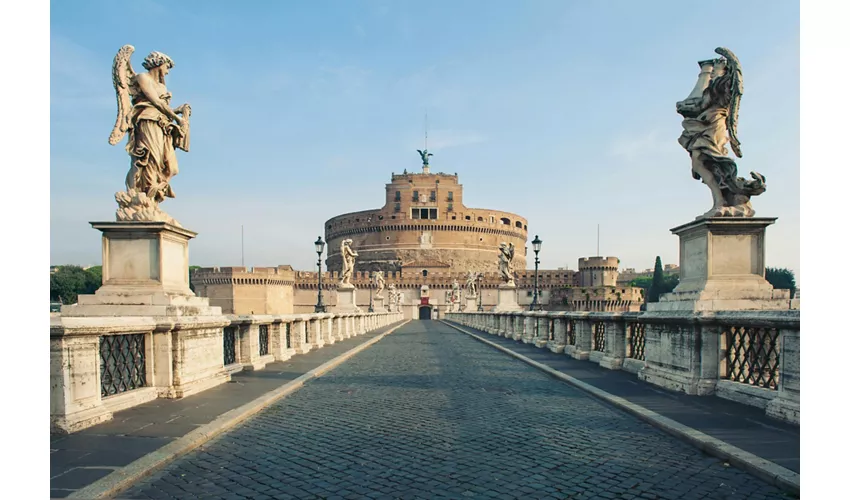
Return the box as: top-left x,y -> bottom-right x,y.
192,154 -> 643,317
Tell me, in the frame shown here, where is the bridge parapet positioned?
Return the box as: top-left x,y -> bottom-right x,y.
445,309 -> 800,425
50,310 -> 404,434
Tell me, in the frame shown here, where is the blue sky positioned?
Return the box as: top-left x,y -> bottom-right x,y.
50,0 -> 800,282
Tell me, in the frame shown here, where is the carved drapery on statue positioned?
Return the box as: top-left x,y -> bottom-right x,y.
451,280 -> 461,303
340,239 -> 358,287
676,47 -> 765,218
374,271 -> 386,299
109,45 -> 191,226
498,243 -> 516,286
465,271 -> 479,298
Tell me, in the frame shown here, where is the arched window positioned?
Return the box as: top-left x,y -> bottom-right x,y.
500,217 -> 510,225
515,221 -> 522,228
422,270 -> 428,277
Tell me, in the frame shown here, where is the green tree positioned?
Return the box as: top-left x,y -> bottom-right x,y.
50,266 -> 101,304
765,267 -> 796,298
629,276 -> 653,290
189,265 -> 201,293
647,256 -> 664,303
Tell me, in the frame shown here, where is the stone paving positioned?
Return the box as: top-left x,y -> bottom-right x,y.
121,321 -> 792,500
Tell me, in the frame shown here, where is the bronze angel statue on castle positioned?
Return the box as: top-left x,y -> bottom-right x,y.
676,47 -> 765,218
108,45 -> 191,225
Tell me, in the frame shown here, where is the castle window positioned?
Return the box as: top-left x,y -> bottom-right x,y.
394,203 -> 400,212
429,208 -> 437,219
412,190 -> 419,201
447,203 -> 453,212
515,221 -> 522,228
500,217 -> 510,225
422,270 -> 428,277
378,215 -> 384,220
477,217 -> 483,221
394,191 -> 401,202
490,216 -> 495,223
452,215 -> 457,220
465,215 -> 471,221
412,208 -> 420,220
448,191 -> 454,201
430,190 -> 436,202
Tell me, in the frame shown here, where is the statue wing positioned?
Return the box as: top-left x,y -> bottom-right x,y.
108,45 -> 137,146
715,47 -> 744,158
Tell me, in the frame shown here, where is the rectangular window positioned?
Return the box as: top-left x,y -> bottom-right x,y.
429,208 -> 437,219
447,203 -> 453,212
430,190 -> 436,202
412,190 -> 419,201
448,191 -> 454,201
394,191 -> 401,201
412,208 -> 420,219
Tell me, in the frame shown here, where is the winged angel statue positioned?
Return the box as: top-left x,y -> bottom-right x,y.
675,47 -> 765,218
416,149 -> 433,166
498,242 -> 516,287
108,45 -> 191,225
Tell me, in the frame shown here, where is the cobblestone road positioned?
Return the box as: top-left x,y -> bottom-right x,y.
122,321 -> 791,500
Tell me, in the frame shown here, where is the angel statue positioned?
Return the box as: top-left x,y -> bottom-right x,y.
675,47 -> 766,218
339,239 -> 358,287
416,149 -> 433,166
451,280 -> 461,303
373,270 -> 386,299
109,45 -> 191,225
387,284 -> 398,310
498,242 -> 516,286
465,271 -> 479,298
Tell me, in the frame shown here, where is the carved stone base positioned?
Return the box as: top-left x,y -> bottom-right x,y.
335,287 -> 361,313
649,217 -> 798,312
61,221 -> 221,317
465,296 -> 478,312
494,285 -> 521,312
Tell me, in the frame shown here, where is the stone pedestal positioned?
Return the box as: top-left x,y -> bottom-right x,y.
649,217 -> 797,312
335,285 -> 362,313
373,297 -> 385,312
465,296 -> 478,312
494,284 -> 521,312
62,222 -> 221,317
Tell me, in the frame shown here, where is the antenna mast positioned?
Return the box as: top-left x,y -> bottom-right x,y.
422,113 -> 430,174
597,224 -> 600,257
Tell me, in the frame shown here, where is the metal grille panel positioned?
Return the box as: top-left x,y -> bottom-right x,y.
100,334 -> 146,397
567,320 -> 576,345
223,327 -> 237,365
724,326 -> 780,390
592,322 -> 606,352
628,323 -> 646,361
259,325 -> 269,356
285,323 -> 291,349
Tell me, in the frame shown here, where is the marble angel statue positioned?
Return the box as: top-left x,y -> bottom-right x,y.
451,280 -> 461,303
374,271 -> 385,299
465,271 -> 479,298
340,239 -> 358,287
675,47 -> 765,218
109,45 -> 191,225
416,149 -> 433,166
498,243 -> 516,286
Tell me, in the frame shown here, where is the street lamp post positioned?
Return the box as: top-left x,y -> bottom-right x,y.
477,274 -> 483,312
314,236 -> 326,313
368,271 -> 375,312
530,235 -> 542,311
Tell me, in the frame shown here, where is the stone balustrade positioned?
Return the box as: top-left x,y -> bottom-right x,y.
446,310 -> 799,425
50,310 -> 403,434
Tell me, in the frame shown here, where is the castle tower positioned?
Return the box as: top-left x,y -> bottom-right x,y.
578,256 -> 620,287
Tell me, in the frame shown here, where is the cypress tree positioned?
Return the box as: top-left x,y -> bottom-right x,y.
647,256 -> 664,303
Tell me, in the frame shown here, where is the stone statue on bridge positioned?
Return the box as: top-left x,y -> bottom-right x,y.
498,243 -> 516,287
340,239 -> 358,288
109,45 -> 191,226
465,271 -> 479,298
451,280 -> 461,303
675,47 -> 765,218
374,271 -> 385,299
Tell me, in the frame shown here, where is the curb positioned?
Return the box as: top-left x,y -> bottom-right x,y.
441,320 -> 800,497
70,320 -> 411,500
